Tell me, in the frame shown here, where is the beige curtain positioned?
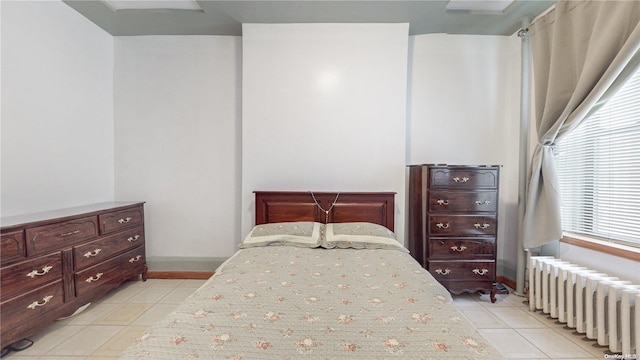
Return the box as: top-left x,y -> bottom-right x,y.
523,1 -> 640,249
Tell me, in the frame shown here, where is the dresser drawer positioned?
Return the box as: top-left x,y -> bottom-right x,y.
428,190 -> 497,213
0,281 -> 65,327
427,238 -> 495,259
74,227 -> 144,270
75,246 -> 145,297
429,167 -> 499,189
0,253 -> 63,301
25,216 -> 98,257
428,215 -> 497,236
1,230 -> 25,265
99,206 -> 144,235
427,260 -> 495,281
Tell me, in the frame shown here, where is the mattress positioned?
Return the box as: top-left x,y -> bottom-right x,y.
120,245 -> 502,359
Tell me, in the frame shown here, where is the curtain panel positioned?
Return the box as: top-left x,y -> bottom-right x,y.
523,1 -> 640,249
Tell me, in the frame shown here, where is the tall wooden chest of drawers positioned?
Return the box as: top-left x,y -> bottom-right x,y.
1,202 -> 147,347
407,164 -> 500,302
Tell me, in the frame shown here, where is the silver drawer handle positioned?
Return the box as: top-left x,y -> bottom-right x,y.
472,268 -> 489,276
26,265 -> 53,278
436,199 -> 449,205
436,223 -> 450,229
127,235 -> 141,242
451,245 -> 467,252
475,200 -> 491,205
59,230 -> 80,237
118,217 -> 132,224
474,223 -> 490,229
435,268 -> 451,275
84,249 -> 102,258
27,295 -> 53,310
129,255 -> 142,263
452,176 -> 470,183
86,272 -> 104,283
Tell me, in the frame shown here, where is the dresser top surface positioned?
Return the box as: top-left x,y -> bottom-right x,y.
1,201 -> 144,230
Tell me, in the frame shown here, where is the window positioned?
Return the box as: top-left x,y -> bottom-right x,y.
556,67 -> 640,247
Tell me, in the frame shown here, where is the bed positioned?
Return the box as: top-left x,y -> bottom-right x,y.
120,191 -> 502,359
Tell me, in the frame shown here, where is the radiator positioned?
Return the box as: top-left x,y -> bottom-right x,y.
529,256 -> 640,356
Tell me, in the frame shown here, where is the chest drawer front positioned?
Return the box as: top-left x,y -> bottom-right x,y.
75,246 -> 145,297
99,207 -> 144,235
429,168 -> 498,189
428,191 -> 497,213
0,253 -> 63,301
428,238 -> 496,259
1,230 -> 26,265
428,215 -> 497,236
74,227 -> 145,270
427,260 -> 495,281
25,216 -> 98,257
0,281 -> 65,326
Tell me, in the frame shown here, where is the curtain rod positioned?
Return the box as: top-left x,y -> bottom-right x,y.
529,3 -> 557,29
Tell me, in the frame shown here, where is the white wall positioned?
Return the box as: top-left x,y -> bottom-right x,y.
1,0 -> 114,216
558,243 -> 639,283
242,24 -> 409,243
114,36 -> 242,262
407,34 -> 522,279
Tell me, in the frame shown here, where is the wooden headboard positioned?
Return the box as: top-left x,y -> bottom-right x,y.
254,191 -> 395,231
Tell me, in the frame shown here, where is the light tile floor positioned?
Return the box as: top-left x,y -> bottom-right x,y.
2,280 -> 616,359
453,291 -> 614,360
2,279 -> 206,360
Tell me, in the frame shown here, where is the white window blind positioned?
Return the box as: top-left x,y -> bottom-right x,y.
556,67 -> 640,247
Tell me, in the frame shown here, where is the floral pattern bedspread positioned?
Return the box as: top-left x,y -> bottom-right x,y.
121,247 -> 502,359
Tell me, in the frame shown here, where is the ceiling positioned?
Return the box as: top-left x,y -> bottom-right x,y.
63,0 -> 555,37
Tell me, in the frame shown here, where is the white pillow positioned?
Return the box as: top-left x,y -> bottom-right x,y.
239,221 -> 323,248
321,222 -> 408,252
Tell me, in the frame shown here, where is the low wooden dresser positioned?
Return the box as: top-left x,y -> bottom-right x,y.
1,202 -> 147,347
407,164 -> 500,302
